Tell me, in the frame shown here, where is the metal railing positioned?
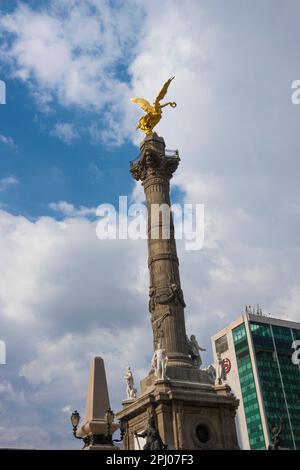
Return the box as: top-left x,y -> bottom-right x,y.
165,149 -> 179,158
130,156 -> 141,167
130,149 -> 179,167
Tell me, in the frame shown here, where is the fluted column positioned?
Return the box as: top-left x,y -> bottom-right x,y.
130,133 -> 191,368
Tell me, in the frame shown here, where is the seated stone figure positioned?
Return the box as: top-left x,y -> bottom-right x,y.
135,416 -> 167,450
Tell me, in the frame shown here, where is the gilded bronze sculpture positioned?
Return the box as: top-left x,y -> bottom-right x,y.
131,77 -> 177,135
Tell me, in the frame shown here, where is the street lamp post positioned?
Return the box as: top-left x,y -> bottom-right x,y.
112,417 -> 128,443
70,410 -> 90,448
70,407 -> 124,448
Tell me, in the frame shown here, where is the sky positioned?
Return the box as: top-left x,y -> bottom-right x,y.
0,0 -> 300,449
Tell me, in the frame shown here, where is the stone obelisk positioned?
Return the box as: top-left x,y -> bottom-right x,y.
78,357 -> 118,450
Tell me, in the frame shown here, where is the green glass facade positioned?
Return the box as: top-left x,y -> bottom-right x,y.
250,321 -> 300,449
232,319 -> 300,450
232,324 -> 266,449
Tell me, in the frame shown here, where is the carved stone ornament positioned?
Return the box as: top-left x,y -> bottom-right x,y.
130,149 -> 179,183
148,284 -> 185,313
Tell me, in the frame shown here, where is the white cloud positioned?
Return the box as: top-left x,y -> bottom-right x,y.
0,0 -> 300,450
88,163 -> 102,182
0,135 -> 16,149
0,207 -> 149,448
61,405 -> 72,414
1,191 -> 299,449
0,1 -> 143,111
279,286 -> 300,323
49,201 -> 96,217
0,0 -> 144,143
52,122 -> 79,144
0,176 -> 19,191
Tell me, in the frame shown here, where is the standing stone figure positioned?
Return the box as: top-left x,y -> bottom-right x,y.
135,415 -> 166,450
151,343 -> 168,380
216,352 -> 226,385
187,334 -> 206,368
124,366 -> 137,399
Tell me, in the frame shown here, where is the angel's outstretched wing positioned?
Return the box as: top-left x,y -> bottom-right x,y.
154,77 -> 175,106
131,97 -> 153,113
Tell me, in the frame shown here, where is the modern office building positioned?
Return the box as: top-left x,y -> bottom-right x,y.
211,308 -> 300,450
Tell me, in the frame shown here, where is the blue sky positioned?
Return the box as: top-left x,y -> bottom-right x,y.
0,83 -> 135,217
0,0 -> 300,449
0,23 -> 136,218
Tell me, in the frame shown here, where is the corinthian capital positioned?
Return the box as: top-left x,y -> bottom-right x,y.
130,135 -> 180,183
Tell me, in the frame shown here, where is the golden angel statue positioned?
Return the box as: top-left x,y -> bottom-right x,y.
131,77 -> 177,135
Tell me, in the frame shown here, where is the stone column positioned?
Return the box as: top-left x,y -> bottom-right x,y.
130,133 -> 191,369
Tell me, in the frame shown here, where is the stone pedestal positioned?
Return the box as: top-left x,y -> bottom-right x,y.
117,371 -> 239,450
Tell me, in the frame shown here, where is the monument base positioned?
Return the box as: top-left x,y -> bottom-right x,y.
77,419 -> 119,450
82,440 -> 119,451
117,370 -> 239,450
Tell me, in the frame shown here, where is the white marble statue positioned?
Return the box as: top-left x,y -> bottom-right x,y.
151,343 -> 168,380
205,364 -> 217,384
124,366 -> 137,399
216,352 -> 227,385
187,334 -> 206,368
